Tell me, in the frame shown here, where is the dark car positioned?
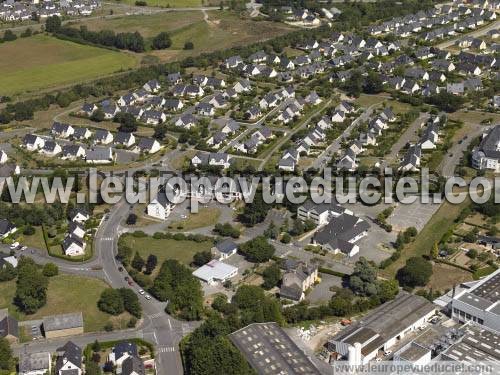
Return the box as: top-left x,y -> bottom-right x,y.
118,266 -> 123,272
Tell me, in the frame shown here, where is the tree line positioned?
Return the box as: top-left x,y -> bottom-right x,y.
45,15 -> 171,53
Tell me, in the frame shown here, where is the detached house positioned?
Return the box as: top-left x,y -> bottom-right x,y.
279,260 -> 319,302
23,134 -> 45,151
61,145 -> 86,160
55,341 -> 82,375
62,235 -> 86,256
73,127 -> 92,140
40,141 -> 62,157
147,192 -> 174,220
94,130 -> 113,145
143,79 -> 161,93
135,138 -> 161,154
175,114 -> 197,129
114,132 -> 136,148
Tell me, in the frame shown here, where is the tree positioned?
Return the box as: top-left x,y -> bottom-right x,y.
363,72 -> 383,94
126,213 -> 137,225
377,279 -> 399,303
238,236 -> 275,263
431,242 -> 439,259
2,30 -> 17,42
97,288 -> 124,315
466,249 -> 478,259
213,223 -> 240,238
45,15 -> 62,33
153,124 -> 167,140
262,264 -> 281,289
397,257 -> 432,288
264,221 -> 279,239
280,233 -> 291,244
23,225 -> 35,235
0,263 -> 16,282
193,251 -> 212,267
115,113 -> 138,133
118,288 -> 142,318
0,337 -> 14,371
131,252 -> 145,272
152,32 -> 172,50
91,109 -> 105,122
14,257 -> 48,314
184,41 -> 194,50
345,70 -> 363,97
91,339 -> 101,352
239,190 -> 269,226
145,254 -> 158,275
42,263 -> 59,277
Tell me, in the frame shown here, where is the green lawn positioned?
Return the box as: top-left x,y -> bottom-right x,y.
0,275 -> 130,332
0,34 -> 139,95
122,235 -> 213,266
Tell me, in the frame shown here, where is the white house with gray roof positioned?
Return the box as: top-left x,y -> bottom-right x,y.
472,125 -> 500,172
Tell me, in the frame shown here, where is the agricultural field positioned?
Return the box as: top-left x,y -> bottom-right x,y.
70,11 -> 205,38
113,0 -> 207,7
0,34 -> 139,96
75,10 -> 294,62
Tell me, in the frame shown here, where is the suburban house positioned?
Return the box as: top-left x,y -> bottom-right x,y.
55,341 -> 82,375
135,138 -> 161,154
472,125 -> 500,172
62,235 -> 86,256
72,127 -> 92,140
69,209 -> 89,224
0,309 -> 18,344
61,145 -> 86,160
143,79 -> 161,93
19,352 -> 52,375
86,148 -> 115,164
419,123 -> 439,150
93,129 -> 114,145
399,144 -> 422,172
51,122 -> 75,139
0,219 -> 17,239
192,260 -> 238,285
40,141 -> 62,157
191,152 -> 232,169
142,110 -> 166,125
164,98 -> 183,112
279,260 -> 319,302
108,341 -> 138,368
68,221 -> 86,239
23,134 -> 45,151
312,213 -> 369,257
115,132 -> 136,148
147,191 -> 174,220
122,356 -> 145,375
175,114 -> 197,129
211,239 -> 238,260
79,103 -> 97,117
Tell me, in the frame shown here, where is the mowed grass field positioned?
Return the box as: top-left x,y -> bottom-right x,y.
0,34 -> 139,96
122,235 -> 213,268
0,275 -> 131,332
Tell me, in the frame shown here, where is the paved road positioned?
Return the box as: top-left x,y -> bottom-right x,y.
385,113 -> 429,163
436,19 -> 500,49
310,102 -> 379,171
439,124 -> 491,177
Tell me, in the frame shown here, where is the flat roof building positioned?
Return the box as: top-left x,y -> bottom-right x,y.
450,268 -> 500,331
327,292 -> 436,365
229,322 -> 321,375
192,260 -> 238,285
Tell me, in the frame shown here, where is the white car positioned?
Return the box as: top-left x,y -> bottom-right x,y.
375,358 -> 382,362
21,246 -> 27,251
139,289 -> 145,295
145,295 -> 152,300
10,242 -> 19,250
384,350 -> 392,356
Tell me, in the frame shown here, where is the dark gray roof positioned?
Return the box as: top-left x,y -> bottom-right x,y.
113,341 -> 138,360
476,126 -> 500,160
122,356 -> 145,375
43,312 -> 83,332
0,315 -> 19,339
313,213 -> 369,248
215,239 -> 237,254
137,138 -> 158,151
0,219 -> 15,236
55,341 -> 82,373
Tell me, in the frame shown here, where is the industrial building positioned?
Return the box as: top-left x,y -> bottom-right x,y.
448,268 -> 500,332
229,322 -> 321,375
327,292 -> 436,365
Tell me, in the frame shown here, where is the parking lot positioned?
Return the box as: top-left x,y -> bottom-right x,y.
388,200 -> 441,232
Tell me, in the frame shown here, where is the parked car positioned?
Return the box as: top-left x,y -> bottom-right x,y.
10,242 -> 19,250
145,295 -> 152,300
128,280 -> 134,286
118,266 -> 123,272
139,289 -> 145,295
384,350 -> 392,356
